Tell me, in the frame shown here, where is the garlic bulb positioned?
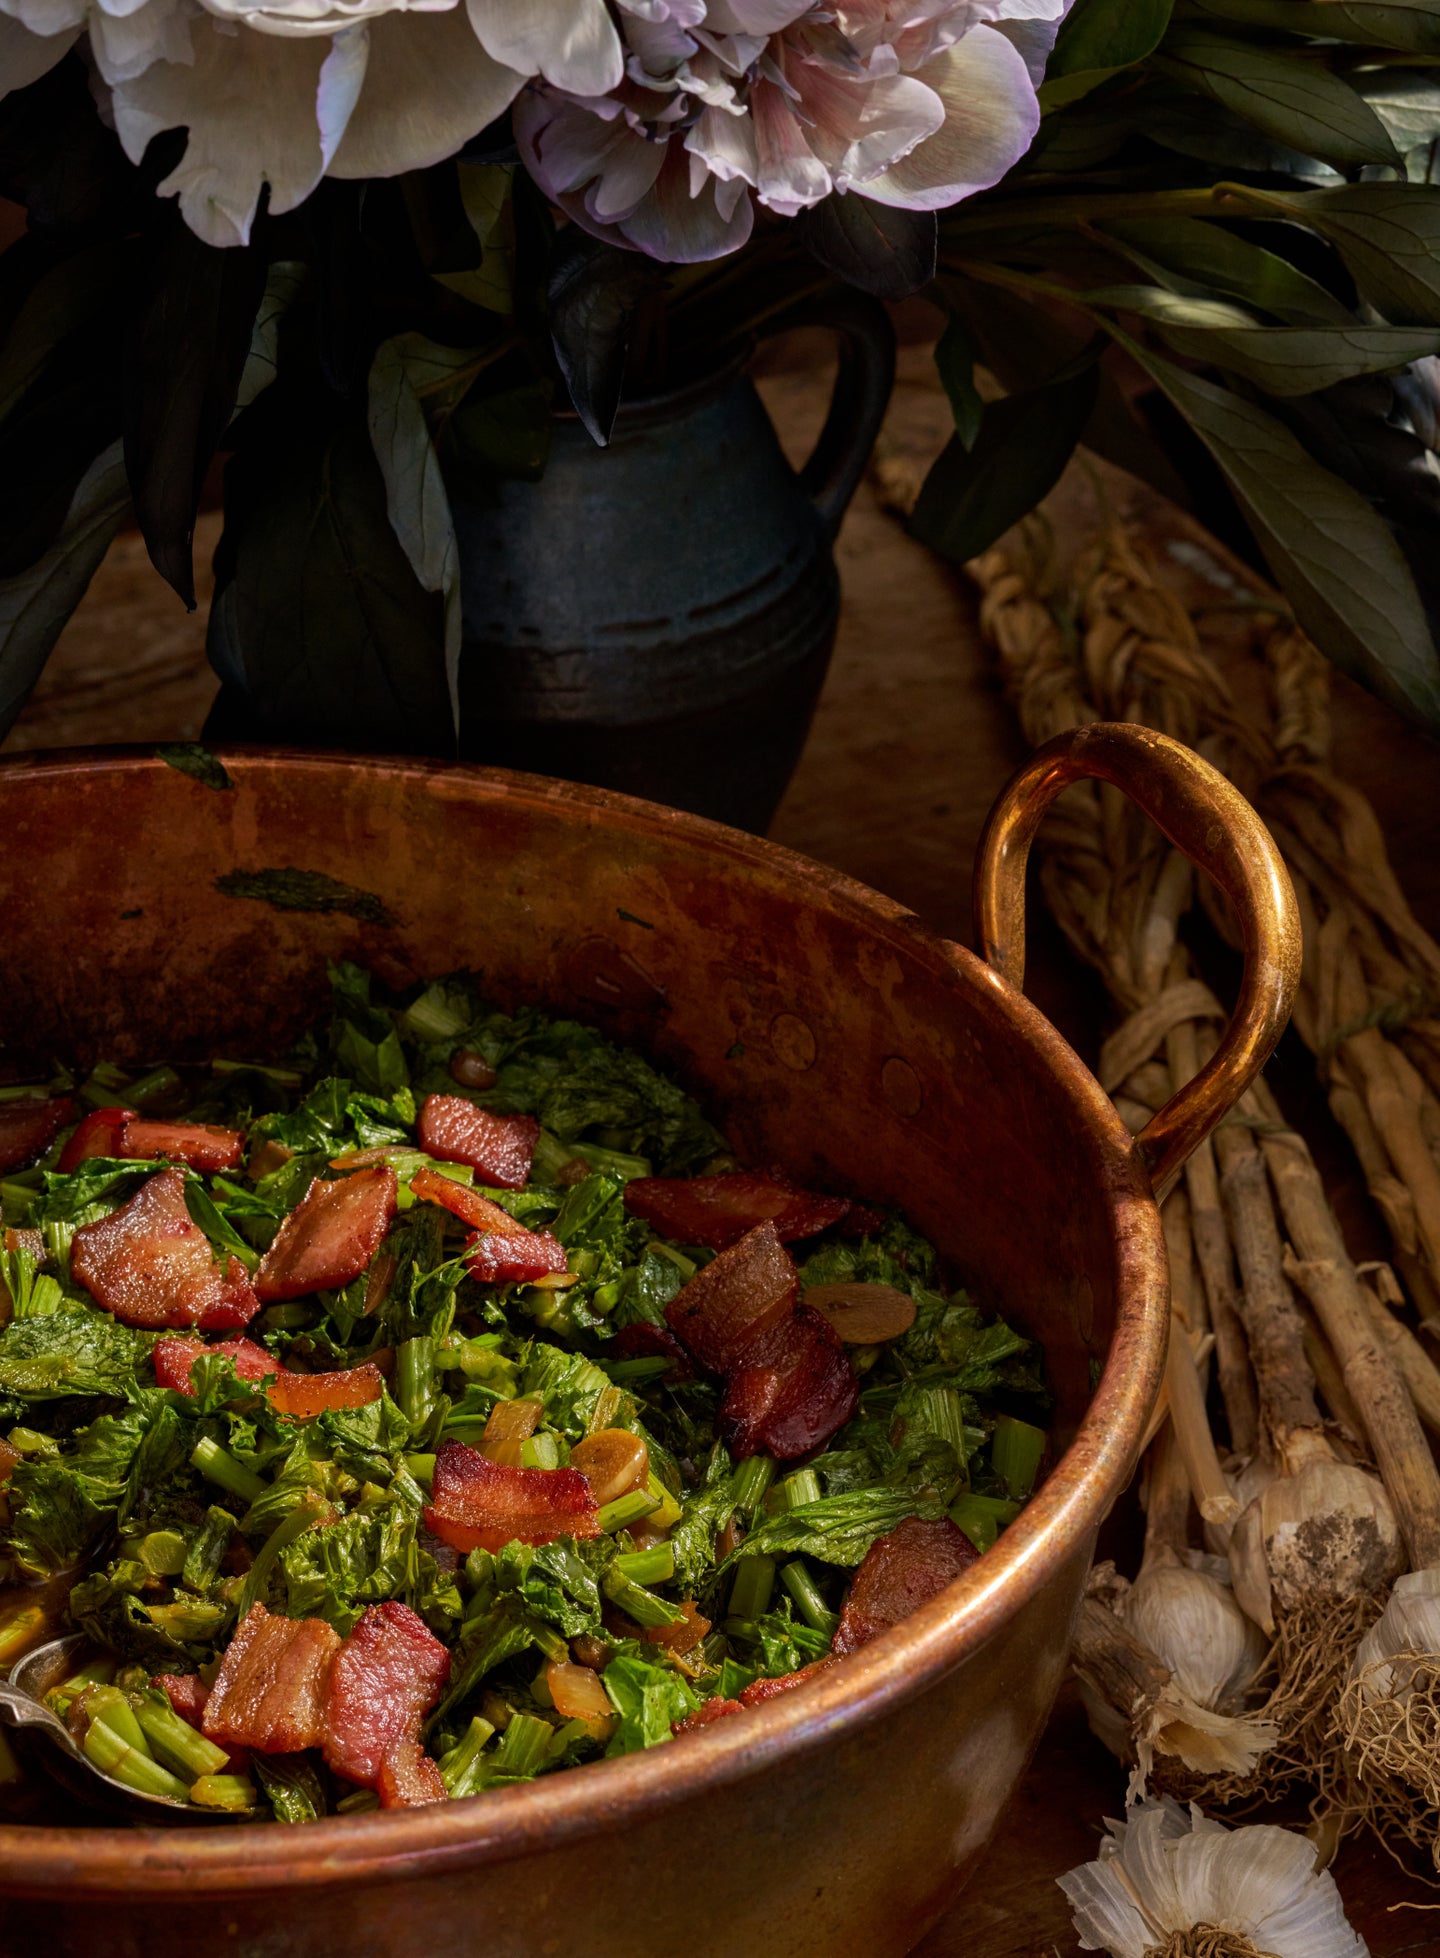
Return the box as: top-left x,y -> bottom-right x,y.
1351,1565 -> 1440,1701
1229,1452 -> 1402,1634
1122,1563 -> 1268,1710
1059,1797 -> 1370,1958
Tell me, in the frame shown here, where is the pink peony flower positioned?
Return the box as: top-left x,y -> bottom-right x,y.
517,0 -> 1070,262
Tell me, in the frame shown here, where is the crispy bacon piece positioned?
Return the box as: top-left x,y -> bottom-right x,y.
0,1436 -> 18,1489
832,1517 -> 979,1656
625,1171 -> 849,1250
417,1094 -> 538,1190
378,1738 -> 448,1807
737,1659 -> 838,1705
3,1227 -> 44,1260
153,1336 -> 275,1393
664,1223 -> 856,1460
152,1335 -> 381,1419
409,1166 -> 567,1286
836,1203 -> 887,1241
118,1118 -> 244,1174
322,1602 -> 450,1806
156,1673 -> 211,1725
57,1105 -> 136,1173
645,1599 -> 710,1654
0,1095 -> 74,1174
719,1301 -> 858,1461
268,1364 -> 384,1421
254,1166 -> 397,1302
672,1696 -> 743,1735
71,1167 -> 260,1331
202,1603 -> 341,1753
423,1439 -> 600,1554
665,1221 -> 797,1374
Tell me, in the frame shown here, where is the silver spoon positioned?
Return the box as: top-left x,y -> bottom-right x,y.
1,1635 -> 246,1825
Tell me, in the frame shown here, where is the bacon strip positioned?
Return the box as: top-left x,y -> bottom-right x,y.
71,1167 -> 260,1331
201,1603 -> 341,1753
409,1165 -> 567,1285
153,1336 -> 275,1393
671,1659 -> 838,1737
665,1221 -> 797,1374
156,1673 -> 249,1773
664,1223 -> 856,1460
625,1171 -> 849,1250
423,1440 -> 600,1554
417,1095 -> 538,1190
118,1118 -> 244,1174
153,1334 -> 382,1419
832,1517 -> 978,1655
322,1602 -> 450,1808
719,1302 -> 858,1461
0,1095 -> 75,1174
254,1166 -> 397,1302
57,1105 -> 136,1173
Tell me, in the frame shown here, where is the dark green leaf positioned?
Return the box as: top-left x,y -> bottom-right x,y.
252,1751 -> 327,1824
548,230 -> 665,446
933,317 -> 984,450
601,1647 -> 698,1754
6,1459 -> 108,1574
0,56 -> 133,232
1114,331 -> 1440,727
1130,83 -> 1342,179
1186,0 -> 1440,53
123,209 -> 266,607
0,438 -> 128,742
207,409 -> 453,753
156,743 -> 232,791
1355,71 -> 1440,161
1246,184 -> 1440,327
447,380 -> 553,485
909,358 -> 1099,565
796,195 -> 937,301
1097,218 -> 1351,326
214,867 -> 396,929
1154,29 -> 1402,168
1045,0 -> 1173,79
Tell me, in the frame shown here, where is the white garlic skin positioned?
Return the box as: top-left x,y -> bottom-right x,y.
1121,1563 -> 1268,1710
1230,1458 -> 1402,1634
1351,1564 -> 1440,1700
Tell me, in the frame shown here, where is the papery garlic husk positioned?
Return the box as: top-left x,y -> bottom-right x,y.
1058,1796 -> 1371,1958
1206,1455 -> 1277,1560
1122,1563 -> 1269,1710
1229,1454 -> 1402,1635
1351,1565 -> 1440,1701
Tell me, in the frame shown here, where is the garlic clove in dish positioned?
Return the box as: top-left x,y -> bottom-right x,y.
1121,1562 -> 1269,1711
1058,1796 -> 1371,1958
1229,1455 -> 1402,1635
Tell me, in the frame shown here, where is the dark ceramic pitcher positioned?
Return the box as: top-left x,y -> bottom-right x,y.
452,294 -> 895,831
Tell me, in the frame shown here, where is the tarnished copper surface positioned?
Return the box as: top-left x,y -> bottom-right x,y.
0,737 -> 1297,1957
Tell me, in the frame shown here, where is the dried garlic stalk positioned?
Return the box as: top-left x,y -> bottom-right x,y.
1058,1797 -> 1370,1958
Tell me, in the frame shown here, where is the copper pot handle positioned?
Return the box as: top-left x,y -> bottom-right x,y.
973,721 -> 1301,1197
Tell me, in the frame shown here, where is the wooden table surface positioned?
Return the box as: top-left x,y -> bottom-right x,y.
6,344 -> 1438,1954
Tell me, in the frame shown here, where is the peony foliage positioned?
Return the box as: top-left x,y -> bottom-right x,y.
1,0 -> 1440,743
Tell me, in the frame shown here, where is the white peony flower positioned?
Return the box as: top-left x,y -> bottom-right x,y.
0,0 -> 618,246
1059,1798 -> 1370,1958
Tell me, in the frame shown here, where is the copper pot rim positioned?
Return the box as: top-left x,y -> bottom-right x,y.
0,748 -> 1169,1895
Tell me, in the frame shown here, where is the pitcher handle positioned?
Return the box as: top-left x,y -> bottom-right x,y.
973,721 -> 1301,1199
756,291 -> 896,541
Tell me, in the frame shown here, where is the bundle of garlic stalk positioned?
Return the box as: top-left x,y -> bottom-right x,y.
1058,1796 -> 1370,1958
953,516 -> 1433,1808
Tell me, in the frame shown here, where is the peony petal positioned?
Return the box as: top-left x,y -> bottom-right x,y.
466,0 -> 621,94
751,74 -> 831,216
705,0 -> 813,29
0,14 -> 76,91
89,0 -> 193,86
197,0 -> 458,43
0,0 -> 84,33
685,98 -> 757,186
621,145 -> 754,260
111,19 -> 349,247
327,6 -> 522,178
857,25 -> 1040,209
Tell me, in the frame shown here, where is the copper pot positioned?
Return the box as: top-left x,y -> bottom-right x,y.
0,724 -> 1299,1958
